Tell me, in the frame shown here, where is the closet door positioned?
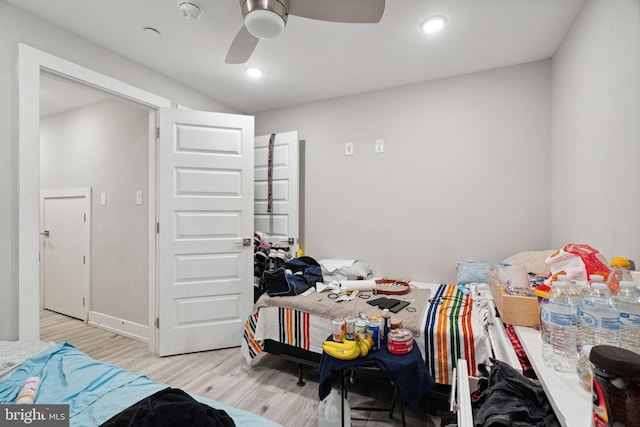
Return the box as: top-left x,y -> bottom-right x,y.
156,108 -> 254,356
254,131 -> 299,251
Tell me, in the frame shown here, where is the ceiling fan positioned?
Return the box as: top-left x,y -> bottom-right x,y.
225,0 -> 386,64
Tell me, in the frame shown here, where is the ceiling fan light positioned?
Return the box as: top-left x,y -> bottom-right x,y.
421,15 -> 447,33
245,9 -> 286,39
245,67 -> 264,78
177,1 -> 202,20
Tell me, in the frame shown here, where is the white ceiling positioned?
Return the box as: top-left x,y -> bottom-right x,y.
9,0 -> 587,115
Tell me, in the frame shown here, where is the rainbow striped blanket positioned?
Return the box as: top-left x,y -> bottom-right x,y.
424,284 -> 488,384
241,283 -> 490,386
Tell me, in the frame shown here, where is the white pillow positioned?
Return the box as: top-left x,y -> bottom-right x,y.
502,250 -> 557,275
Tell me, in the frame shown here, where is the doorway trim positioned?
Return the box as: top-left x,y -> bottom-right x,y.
18,44 -> 171,351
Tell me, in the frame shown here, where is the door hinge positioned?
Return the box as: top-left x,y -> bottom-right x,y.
83,255 -> 86,265
156,127 -> 160,138
155,318 -> 160,329
82,297 -> 85,307
156,222 -> 160,234
83,213 -> 87,222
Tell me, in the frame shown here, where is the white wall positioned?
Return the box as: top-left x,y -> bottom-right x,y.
41,100 -> 149,326
256,61 -> 553,283
0,1 -> 238,339
551,0 -> 640,261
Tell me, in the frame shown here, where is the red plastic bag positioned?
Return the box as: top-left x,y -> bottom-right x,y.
545,244 -> 610,282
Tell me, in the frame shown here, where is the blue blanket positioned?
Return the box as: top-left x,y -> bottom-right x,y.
0,342 -> 281,427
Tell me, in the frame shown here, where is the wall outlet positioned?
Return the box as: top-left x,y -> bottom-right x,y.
375,139 -> 384,153
136,191 -> 143,205
345,141 -> 354,156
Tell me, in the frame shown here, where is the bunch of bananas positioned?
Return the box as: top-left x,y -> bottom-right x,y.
322,335 -> 373,360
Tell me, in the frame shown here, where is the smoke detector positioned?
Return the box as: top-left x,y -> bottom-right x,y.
178,1 -> 203,20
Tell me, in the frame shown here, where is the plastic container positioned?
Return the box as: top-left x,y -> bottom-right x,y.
15,377 -> 40,404
344,316 -> 356,340
387,328 -> 413,355
354,316 -> 368,340
614,281 -> 640,355
580,283 -> 620,351
548,282 -> 578,372
332,318 -> 345,341
539,293 -> 553,365
318,389 -> 351,427
590,345 -> 640,426
576,345 -> 594,392
607,258 -> 633,295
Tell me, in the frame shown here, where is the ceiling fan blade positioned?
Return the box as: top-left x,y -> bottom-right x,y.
289,0 -> 385,23
225,26 -> 260,64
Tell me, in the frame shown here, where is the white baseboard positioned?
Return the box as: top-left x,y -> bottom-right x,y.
88,311 -> 148,343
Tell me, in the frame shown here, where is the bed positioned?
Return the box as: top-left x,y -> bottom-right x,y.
0,340 -> 282,427
241,281 -> 494,388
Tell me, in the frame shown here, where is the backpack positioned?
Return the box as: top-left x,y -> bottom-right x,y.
261,256 -> 323,297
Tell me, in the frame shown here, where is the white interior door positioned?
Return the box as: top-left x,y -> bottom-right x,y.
254,131 -> 299,250
156,108 -> 254,356
40,188 -> 90,321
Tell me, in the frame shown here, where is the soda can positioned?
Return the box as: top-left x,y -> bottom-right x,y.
344,316 -> 356,340
367,319 -> 380,351
332,318 -> 345,341
354,318 -> 368,339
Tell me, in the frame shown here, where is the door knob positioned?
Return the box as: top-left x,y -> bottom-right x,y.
40,230 -> 50,237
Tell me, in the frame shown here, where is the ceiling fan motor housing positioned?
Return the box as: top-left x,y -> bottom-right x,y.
177,1 -> 203,20
241,0 -> 289,39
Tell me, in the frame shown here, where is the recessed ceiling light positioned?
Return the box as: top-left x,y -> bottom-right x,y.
143,27 -> 161,38
421,15 -> 447,33
245,67 -> 264,78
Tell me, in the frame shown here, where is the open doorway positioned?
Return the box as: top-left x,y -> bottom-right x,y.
20,44 -> 257,356
18,44 -> 171,351
39,73 -> 151,341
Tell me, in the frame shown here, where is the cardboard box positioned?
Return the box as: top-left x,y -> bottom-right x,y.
488,275 -> 540,327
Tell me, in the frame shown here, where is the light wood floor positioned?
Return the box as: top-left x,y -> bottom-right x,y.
40,310 -> 444,427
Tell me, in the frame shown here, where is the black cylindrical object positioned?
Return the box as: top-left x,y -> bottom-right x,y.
589,345 -> 640,426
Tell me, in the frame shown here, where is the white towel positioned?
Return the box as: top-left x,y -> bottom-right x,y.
319,259 -> 356,272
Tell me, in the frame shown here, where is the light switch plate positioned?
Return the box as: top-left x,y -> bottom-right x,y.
375,139 -> 384,153
100,192 -> 107,206
345,141 -> 354,156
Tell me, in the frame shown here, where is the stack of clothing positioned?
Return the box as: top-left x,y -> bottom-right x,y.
471,359 -> 559,426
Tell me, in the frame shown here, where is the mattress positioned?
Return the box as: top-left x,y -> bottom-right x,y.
0,341 -> 281,427
242,282 -> 491,384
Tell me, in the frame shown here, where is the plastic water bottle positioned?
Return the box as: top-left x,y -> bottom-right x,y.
539,294 -> 553,365
607,261 -> 633,295
614,281 -> 640,355
567,279 -> 583,355
318,389 -> 351,427
548,281 -> 578,372
540,276 -> 569,365
580,282 -> 620,351
576,344 -> 594,392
